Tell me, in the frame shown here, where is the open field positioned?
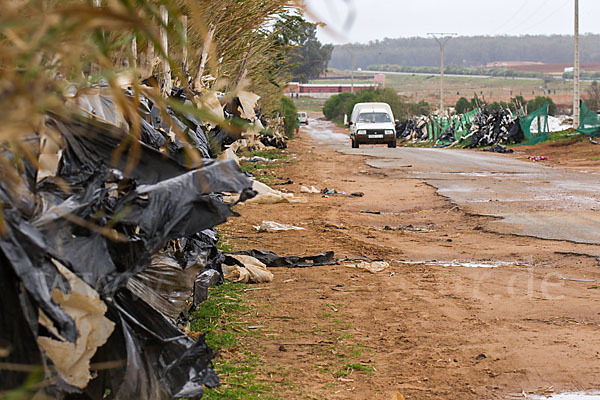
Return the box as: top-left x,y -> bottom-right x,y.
311,69 -> 594,110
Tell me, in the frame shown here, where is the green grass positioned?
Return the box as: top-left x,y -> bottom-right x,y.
537,130 -> 581,144
587,156 -> 600,161
246,149 -> 289,160
190,283 -> 278,400
335,363 -> 376,377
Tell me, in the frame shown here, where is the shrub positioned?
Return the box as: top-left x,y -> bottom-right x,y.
527,96 -> 556,116
280,96 -> 298,138
322,88 -> 430,123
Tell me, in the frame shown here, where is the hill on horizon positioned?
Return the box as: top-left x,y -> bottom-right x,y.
329,34 -> 600,70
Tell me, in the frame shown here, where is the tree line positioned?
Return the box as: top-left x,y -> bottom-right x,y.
330,35 -> 600,70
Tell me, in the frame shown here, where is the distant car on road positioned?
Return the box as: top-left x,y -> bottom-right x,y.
297,112 -> 309,125
349,102 -> 396,148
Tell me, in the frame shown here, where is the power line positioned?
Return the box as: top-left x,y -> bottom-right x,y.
489,0 -> 531,35
521,0 -> 571,34
428,33 -> 457,116
495,0 -> 552,35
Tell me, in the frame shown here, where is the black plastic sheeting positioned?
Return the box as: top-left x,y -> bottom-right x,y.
0,90 -> 255,398
230,250 -> 337,268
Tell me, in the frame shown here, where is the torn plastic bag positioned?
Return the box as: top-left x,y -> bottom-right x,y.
0,193 -> 76,342
139,118 -> 166,149
48,114 -> 189,185
231,250 -> 337,268
0,252 -> 45,390
126,255 -> 202,320
87,288 -> 219,399
193,269 -> 222,306
115,161 -> 255,251
222,254 -> 273,283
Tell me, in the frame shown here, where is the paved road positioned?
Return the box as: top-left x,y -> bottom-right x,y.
303,117 -> 600,245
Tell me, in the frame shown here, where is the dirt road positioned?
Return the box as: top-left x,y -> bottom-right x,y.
220,116 -> 600,399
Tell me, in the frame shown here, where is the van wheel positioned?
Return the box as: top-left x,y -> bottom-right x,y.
388,140 -> 397,148
352,139 -> 359,148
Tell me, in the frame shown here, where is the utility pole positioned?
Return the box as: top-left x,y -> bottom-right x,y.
573,0 -> 580,128
428,33 -> 457,116
350,52 -> 355,93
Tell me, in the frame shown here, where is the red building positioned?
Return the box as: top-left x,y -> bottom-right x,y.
285,83 -> 378,97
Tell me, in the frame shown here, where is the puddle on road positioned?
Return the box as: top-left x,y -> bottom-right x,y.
398,260 -> 529,268
528,393 -> 600,400
304,119 -> 349,143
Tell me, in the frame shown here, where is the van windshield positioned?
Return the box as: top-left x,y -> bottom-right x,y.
357,112 -> 391,123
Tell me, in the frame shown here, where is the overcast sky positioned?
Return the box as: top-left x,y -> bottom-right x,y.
303,0 -> 600,44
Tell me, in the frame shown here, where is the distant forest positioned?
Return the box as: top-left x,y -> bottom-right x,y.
329,35 -> 600,70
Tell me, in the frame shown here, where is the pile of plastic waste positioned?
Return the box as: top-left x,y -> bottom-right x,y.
0,81 -> 270,398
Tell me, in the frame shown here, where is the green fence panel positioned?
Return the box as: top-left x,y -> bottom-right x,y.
577,101 -> 600,137
519,102 -> 549,145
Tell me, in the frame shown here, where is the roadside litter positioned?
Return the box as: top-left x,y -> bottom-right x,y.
398,102 -> 556,149
254,221 -> 306,232
222,254 -> 274,283
301,185 -> 320,193
232,250 -> 337,268
529,155 -> 548,161
483,144 -> 514,154
345,261 -> 390,273
0,84 -> 267,398
226,180 -> 306,204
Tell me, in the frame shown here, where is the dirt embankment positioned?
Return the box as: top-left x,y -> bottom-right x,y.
220,116 -> 600,399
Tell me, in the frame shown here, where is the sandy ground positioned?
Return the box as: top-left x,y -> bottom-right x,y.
219,115 -> 600,399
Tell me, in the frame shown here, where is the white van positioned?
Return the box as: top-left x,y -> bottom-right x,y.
297,111 -> 309,125
349,102 -> 396,148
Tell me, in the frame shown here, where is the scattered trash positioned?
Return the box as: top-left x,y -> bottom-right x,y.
529,155 -> 548,161
349,192 -> 365,198
360,209 -> 382,215
346,261 -> 390,274
222,255 -> 274,284
0,85 -> 265,397
475,353 -> 487,360
561,277 -> 596,283
239,156 -> 276,163
300,185 -> 320,194
483,144 -> 514,153
232,250 -> 337,268
254,221 -> 306,232
235,180 -> 306,204
193,269 -> 222,306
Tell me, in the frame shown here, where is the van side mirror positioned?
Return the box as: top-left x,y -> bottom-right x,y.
348,121 -> 353,126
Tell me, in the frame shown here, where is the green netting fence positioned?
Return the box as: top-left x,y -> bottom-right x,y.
577,101 -> 600,138
427,108 -> 481,144
519,102 -> 549,145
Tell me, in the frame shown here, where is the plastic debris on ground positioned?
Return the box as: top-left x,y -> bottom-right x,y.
345,261 -> 390,274
254,221 -> 306,232
529,155 -> 548,161
233,250 -> 337,268
246,180 -> 306,204
222,254 -> 274,283
483,144 -> 514,153
300,185 -> 320,193
0,84 -> 264,398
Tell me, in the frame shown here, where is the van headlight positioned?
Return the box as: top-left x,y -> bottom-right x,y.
385,130 -> 395,135
357,130 -> 366,135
